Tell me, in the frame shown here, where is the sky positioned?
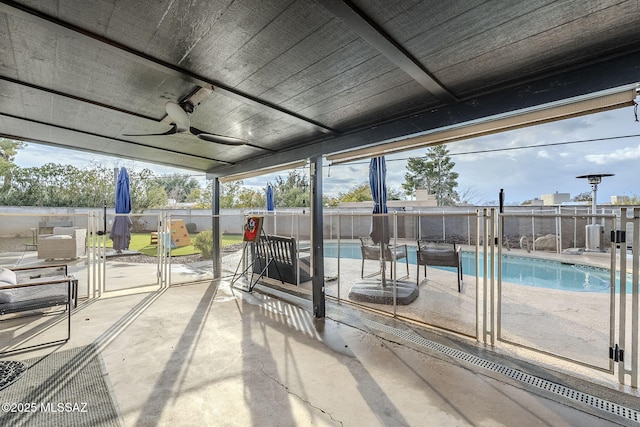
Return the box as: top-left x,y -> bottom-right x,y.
12,98 -> 640,206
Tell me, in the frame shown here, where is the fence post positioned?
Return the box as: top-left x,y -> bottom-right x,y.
337,212 -> 341,301
557,206 -> 561,254
442,210 -> 446,241
531,210 -> 536,251
211,178 -> 221,280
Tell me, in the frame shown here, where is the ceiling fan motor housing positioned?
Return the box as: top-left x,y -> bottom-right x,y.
180,101 -> 195,114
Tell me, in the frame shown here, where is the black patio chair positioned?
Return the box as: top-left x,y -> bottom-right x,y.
416,241 -> 462,292
359,237 -> 409,280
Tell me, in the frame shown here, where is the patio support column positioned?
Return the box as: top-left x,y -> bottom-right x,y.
211,177 -> 221,279
310,156 -> 325,318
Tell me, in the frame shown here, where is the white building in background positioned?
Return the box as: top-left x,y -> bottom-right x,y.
410,189 -> 438,208
610,196 -> 629,204
540,192 -> 570,206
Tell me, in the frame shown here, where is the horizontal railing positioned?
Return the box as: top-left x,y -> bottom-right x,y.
1,208 -> 636,386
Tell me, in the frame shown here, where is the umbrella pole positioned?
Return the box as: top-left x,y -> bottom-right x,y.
380,211 -> 386,287
379,157 -> 387,287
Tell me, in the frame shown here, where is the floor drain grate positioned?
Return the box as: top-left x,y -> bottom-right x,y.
330,309 -> 640,424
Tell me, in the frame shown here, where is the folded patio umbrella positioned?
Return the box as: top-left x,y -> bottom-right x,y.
369,156 -> 389,245
266,184 -> 275,212
369,156 -> 390,285
110,167 -> 133,251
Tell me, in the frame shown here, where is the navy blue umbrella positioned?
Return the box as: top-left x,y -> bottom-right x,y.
110,167 -> 132,251
266,184 -> 275,212
369,156 -> 389,245
115,167 -> 131,215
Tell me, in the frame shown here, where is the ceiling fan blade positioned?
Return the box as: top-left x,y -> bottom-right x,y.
124,125 -> 178,137
165,101 -> 190,132
196,134 -> 247,145
192,127 -> 275,151
191,128 -> 247,145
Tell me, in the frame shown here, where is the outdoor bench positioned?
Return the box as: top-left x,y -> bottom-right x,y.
0,264 -> 77,355
252,234 -> 311,285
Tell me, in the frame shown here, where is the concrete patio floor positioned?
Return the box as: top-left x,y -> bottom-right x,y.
2,271 -> 640,426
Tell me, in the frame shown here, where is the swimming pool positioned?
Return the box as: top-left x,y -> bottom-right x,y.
324,243 -> 623,293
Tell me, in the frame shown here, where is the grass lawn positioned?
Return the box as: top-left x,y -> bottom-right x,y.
105,233 -> 244,256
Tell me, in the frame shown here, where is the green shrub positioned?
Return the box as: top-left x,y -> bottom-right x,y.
192,230 -> 213,259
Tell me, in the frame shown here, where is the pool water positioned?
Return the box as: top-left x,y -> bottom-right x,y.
324,243 -> 625,293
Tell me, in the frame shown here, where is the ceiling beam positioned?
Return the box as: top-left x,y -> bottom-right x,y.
208,50 -> 640,178
0,76 -> 158,122
316,0 -> 457,103
0,0 -> 336,135
0,112 -> 234,165
1,76 -> 276,153
1,132 -> 220,172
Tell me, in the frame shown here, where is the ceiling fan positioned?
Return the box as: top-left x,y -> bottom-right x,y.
124,100 -> 248,146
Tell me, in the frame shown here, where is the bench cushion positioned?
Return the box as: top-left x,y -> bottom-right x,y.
0,268 -> 17,285
0,276 -> 68,304
417,242 -> 459,267
0,296 -> 69,315
41,234 -> 72,240
362,244 -> 406,260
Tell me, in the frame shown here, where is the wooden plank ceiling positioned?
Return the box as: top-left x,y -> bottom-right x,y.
0,0 -> 638,177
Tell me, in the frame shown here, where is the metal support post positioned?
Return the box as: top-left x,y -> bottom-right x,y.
310,156 -> 325,318
212,178 -> 222,279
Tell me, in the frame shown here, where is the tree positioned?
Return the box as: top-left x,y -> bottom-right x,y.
387,187 -> 404,201
215,181 -> 265,208
0,163 -> 167,209
1,163 -> 112,207
272,170 -> 309,207
0,138 -> 25,190
337,183 -> 372,203
129,168 -> 168,211
155,174 -> 200,203
236,187 -> 265,208
323,181 -> 404,207
521,198 -> 539,206
323,195 -> 339,207
572,191 -> 591,202
611,195 -> 640,205
402,145 -> 459,206
457,185 -> 484,206
187,185 -> 212,208
219,181 -> 241,208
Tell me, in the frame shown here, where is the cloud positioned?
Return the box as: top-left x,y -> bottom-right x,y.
544,115 -> 596,136
585,144 -> 640,165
